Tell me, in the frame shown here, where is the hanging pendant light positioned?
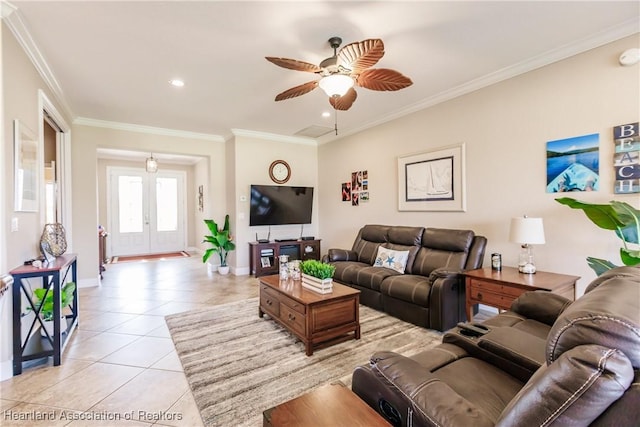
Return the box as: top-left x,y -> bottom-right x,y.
145,153 -> 158,173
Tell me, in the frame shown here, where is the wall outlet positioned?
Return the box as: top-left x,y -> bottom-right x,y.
11,217 -> 19,232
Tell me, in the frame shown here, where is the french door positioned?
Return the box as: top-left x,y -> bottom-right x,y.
108,167 -> 186,256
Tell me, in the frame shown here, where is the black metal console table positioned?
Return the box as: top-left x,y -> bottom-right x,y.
10,253 -> 79,375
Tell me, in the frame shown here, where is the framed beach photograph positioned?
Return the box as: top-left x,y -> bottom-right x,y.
398,143 -> 466,211
14,120 -> 39,212
546,133 -> 599,193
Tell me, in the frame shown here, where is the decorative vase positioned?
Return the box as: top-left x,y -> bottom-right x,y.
218,266 -> 230,275
40,223 -> 67,257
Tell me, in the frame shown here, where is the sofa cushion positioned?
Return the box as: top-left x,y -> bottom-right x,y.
373,246 -> 410,273
332,261 -> 369,285
352,225 -> 389,265
346,265 -> 401,291
412,247 -> 469,277
409,228 -> 475,276
423,228 -> 475,252
380,274 -> 431,306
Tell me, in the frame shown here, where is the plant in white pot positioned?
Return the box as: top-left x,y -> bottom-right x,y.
300,260 -> 335,294
203,215 -> 235,275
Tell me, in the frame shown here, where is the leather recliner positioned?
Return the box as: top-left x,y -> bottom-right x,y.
351,266 -> 640,426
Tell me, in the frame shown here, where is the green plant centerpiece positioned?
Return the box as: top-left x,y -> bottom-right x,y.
555,197 -> 639,275
300,259 -> 335,280
202,215 -> 236,267
30,281 -> 76,321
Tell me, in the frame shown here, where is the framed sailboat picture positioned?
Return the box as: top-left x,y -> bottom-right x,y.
397,143 -> 466,211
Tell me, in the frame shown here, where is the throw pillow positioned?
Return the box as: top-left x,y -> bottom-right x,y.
373,246 -> 410,274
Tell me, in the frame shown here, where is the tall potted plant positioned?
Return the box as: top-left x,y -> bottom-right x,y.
555,197 -> 640,275
203,214 -> 236,275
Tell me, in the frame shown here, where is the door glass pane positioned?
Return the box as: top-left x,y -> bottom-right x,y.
118,176 -> 143,233
156,177 -> 178,232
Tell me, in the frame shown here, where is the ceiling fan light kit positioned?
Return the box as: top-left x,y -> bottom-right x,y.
318,74 -> 354,97
266,36 -> 412,112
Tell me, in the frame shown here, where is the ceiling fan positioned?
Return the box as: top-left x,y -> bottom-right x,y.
266,37 -> 413,111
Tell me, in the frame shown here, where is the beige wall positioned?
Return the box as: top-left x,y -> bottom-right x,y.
318,35 -> 640,296
1,22 -> 73,380
2,24 -> 72,269
231,133 -> 318,274
71,124 -> 226,284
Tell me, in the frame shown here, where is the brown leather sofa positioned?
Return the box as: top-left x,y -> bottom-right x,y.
325,225 -> 487,331
351,266 -> 640,426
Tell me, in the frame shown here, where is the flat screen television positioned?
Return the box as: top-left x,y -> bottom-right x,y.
250,185 -> 314,226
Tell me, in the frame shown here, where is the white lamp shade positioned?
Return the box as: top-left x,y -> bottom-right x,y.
509,217 -> 545,244
318,74 -> 354,97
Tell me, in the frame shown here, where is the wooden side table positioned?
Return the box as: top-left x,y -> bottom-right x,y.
10,254 -> 79,375
464,267 -> 579,322
263,382 -> 391,427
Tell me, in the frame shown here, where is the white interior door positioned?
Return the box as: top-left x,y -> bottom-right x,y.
108,167 -> 186,257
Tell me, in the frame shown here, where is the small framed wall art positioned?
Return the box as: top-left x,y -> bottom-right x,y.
397,143 -> 466,211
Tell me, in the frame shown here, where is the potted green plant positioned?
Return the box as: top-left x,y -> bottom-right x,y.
203,214 -> 236,275
300,259 -> 336,294
30,281 -> 76,337
555,197 -> 640,275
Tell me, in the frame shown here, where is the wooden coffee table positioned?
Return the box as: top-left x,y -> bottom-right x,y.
263,382 -> 391,427
258,275 -> 360,356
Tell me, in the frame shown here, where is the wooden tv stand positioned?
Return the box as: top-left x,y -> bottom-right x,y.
249,239 -> 321,277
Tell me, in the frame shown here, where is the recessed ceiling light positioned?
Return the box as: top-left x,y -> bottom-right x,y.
169,79 -> 185,87
322,111 -> 331,118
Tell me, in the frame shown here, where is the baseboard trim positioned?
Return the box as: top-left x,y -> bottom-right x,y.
0,359 -> 13,381
78,276 -> 100,288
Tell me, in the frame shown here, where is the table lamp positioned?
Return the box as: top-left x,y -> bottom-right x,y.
509,216 -> 545,274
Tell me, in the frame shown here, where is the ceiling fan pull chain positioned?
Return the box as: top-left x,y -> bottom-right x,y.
334,107 -> 339,135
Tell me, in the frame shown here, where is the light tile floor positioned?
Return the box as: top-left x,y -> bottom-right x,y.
1,255 -> 258,426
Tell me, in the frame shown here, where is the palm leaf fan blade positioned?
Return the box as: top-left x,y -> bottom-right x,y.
329,87 -> 357,110
275,81 -> 319,101
338,39 -> 385,73
265,57 -> 321,73
357,68 -> 413,91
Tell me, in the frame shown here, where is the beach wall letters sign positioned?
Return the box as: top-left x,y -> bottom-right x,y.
546,133 -> 599,193
613,122 -> 639,194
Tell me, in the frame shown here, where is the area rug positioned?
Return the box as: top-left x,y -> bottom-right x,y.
110,251 -> 189,263
165,297 -> 443,427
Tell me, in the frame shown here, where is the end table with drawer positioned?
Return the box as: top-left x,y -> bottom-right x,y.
464,267 -> 580,322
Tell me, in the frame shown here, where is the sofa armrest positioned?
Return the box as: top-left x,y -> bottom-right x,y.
326,248 -> 359,262
510,291 -> 572,326
428,268 -> 465,331
477,327 -> 546,372
370,351 -> 494,427
497,345 -> 633,426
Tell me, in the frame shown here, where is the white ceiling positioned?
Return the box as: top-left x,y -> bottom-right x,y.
6,1 -> 640,147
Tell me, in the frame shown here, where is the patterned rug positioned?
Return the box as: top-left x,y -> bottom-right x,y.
165,297 -> 443,427
110,251 -> 190,263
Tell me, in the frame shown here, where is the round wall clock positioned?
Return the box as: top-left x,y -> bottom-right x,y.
269,160 -> 291,184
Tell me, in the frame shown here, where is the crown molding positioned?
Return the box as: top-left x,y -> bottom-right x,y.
1,1 -> 16,18
74,117 -> 226,142
3,4 -> 75,120
231,129 -> 317,146
320,18 -> 640,145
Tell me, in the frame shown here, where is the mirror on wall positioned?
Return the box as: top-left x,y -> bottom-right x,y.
14,120 -> 38,212
43,117 -> 59,224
